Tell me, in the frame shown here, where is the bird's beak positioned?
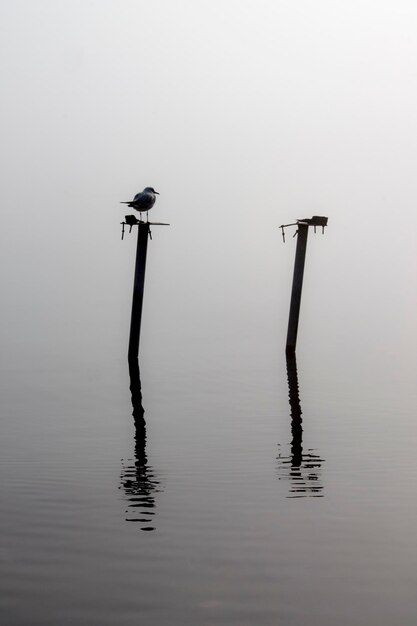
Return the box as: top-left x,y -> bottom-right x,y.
155,191 -> 160,194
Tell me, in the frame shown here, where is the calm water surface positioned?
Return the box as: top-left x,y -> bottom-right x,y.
1,320 -> 417,625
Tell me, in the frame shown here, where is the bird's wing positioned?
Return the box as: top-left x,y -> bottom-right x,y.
134,195 -> 155,208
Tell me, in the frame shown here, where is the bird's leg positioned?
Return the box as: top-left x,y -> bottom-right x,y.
147,210 -> 149,222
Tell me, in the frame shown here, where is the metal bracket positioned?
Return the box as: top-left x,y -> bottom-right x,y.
279,216 -> 328,243
121,215 -> 170,240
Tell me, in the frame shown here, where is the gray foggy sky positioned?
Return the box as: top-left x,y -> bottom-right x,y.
1,0 -> 416,369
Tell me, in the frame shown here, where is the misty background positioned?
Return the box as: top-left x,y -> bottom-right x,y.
2,4 -> 417,623
1,0 -> 416,380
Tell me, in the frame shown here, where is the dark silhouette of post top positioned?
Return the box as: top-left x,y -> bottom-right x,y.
276,352 -> 324,498
120,359 -> 163,530
280,216 -> 328,353
121,214 -> 169,360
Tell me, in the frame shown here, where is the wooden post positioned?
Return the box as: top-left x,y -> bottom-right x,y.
286,352 -> 303,467
128,222 -> 150,360
128,358 -> 145,424
286,223 -> 309,353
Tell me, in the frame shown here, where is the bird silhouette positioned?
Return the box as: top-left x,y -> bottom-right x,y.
121,187 -> 159,221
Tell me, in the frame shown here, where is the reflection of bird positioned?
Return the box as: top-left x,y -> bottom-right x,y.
121,187 -> 159,221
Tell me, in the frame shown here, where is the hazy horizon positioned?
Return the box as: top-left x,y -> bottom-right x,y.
1,1 -> 417,370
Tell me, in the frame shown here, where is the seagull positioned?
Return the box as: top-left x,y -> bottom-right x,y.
121,187 -> 159,221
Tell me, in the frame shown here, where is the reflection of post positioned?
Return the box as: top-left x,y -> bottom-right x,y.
286,352 -> 303,468
128,222 -> 150,360
286,223 -> 309,354
277,353 -> 324,497
120,360 -> 161,530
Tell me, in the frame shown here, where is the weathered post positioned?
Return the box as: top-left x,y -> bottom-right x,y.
286,223 -> 309,353
280,216 -> 328,354
128,356 -> 145,424
121,214 -> 169,360
286,352 -> 303,467
128,222 -> 150,361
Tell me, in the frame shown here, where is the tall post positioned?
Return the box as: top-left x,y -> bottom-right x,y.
128,222 -> 150,360
286,223 -> 309,354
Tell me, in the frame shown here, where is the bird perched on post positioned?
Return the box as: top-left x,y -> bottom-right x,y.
121,187 -> 159,221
